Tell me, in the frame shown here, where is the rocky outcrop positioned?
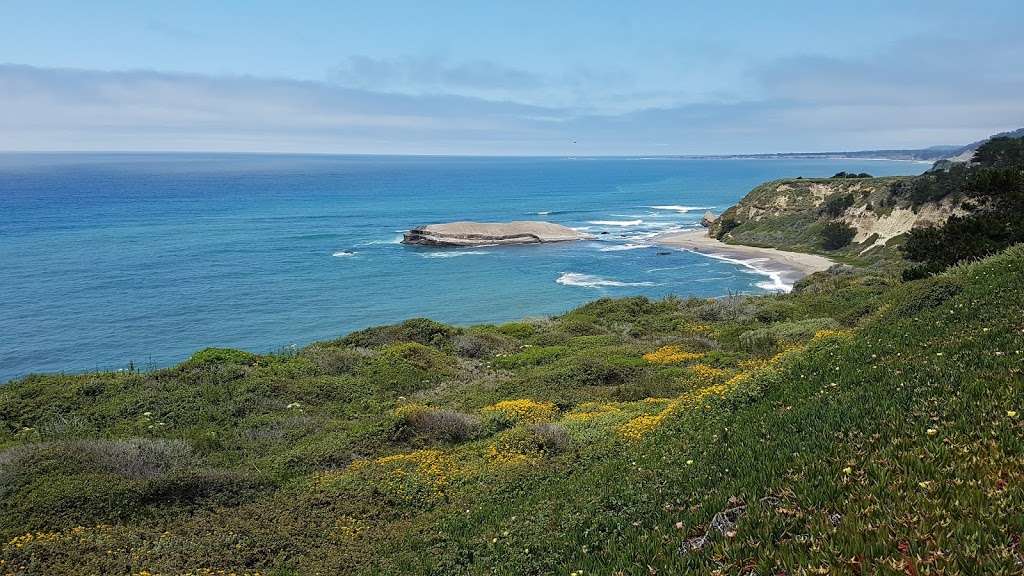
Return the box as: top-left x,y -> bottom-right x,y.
700,211 -> 718,227
402,221 -> 593,246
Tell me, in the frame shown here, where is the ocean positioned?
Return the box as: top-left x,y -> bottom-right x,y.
0,153 -> 925,381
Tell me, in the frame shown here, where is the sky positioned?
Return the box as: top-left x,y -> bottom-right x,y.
1,1 -> 1022,155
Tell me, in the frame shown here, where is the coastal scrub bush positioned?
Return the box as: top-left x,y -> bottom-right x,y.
492,423 -> 571,458
452,329 -> 517,358
693,294 -> 756,322
673,335 -> 720,352
821,221 -> 856,249
831,171 -> 872,178
360,342 -> 455,395
715,215 -> 741,239
739,318 -> 839,355
302,345 -> 366,375
544,351 -> 645,387
738,331 -> 778,356
822,193 -> 855,217
496,322 -> 538,340
893,278 -> 963,317
393,404 -> 481,443
185,348 -> 257,367
77,438 -> 194,480
341,318 -> 458,349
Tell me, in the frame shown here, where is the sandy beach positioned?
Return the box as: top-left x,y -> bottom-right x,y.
653,229 -> 835,291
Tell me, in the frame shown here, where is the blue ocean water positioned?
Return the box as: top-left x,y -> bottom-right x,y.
0,154 -> 925,381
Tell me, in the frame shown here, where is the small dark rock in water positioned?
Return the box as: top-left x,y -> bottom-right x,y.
657,251 -> 672,256
600,231 -> 609,235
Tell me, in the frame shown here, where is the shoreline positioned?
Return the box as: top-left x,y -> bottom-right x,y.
653,229 -> 835,292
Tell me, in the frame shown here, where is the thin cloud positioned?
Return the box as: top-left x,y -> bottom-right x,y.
1,41 -> 1022,156
330,55 -> 545,92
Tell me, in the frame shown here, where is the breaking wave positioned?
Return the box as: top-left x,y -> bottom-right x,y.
598,243 -> 650,252
647,205 -> 714,213
588,219 -> 643,226
556,272 -> 657,288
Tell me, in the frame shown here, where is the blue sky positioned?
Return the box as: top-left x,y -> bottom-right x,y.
1,1 -> 1022,154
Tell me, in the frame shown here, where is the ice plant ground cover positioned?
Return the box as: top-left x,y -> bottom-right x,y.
0,245 -> 1022,574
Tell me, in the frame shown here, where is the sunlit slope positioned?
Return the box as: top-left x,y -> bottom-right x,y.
1,246 -> 1022,574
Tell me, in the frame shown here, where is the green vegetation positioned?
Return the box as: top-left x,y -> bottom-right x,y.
831,171 -> 872,179
901,136 -> 1024,279
4,131 -> 1024,574
821,221 -> 856,250
3,242 -> 1023,574
822,192 -> 855,217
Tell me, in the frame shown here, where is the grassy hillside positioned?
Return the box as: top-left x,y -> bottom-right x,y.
2,242 -> 1023,574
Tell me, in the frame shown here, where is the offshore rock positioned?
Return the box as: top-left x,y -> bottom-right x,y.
402,221 -> 593,246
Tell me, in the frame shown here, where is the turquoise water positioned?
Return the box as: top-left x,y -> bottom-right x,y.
0,154 -> 924,381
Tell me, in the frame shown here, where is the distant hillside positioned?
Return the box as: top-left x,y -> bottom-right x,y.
692,147 -> 959,162
690,127 -> 1023,162
942,127 -> 1024,163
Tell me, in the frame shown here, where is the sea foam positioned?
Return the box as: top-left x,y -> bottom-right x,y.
420,251 -> 491,259
588,219 -> 643,226
696,253 -> 791,292
556,272 -> 657,288
647,205 -> 714,213
598,243 -> 650,252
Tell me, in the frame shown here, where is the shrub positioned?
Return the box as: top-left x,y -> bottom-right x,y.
694,294 -> 756,322
360,342 -> 456,395
303,345 -> 366,375
496,322 -> 538,340
822,193 -> 855,217
673,335 -> 720,352
715,216 -> 741,239
1,438 -> 194,483
492,423 -> 570,457
544,352 -> 644,387
832,171 -> 871,178
894,279 -> 963,317
453,330 -> 516,358
341,318 -> 458,349
394,404 -> 481,443
738,331 -> 778,356
822,222 -> 856,250
740,318 -> 839,355
186,348 -> 257,366
76,438 -> 194,480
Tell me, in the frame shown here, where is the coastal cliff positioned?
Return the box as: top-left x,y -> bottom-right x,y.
709,175 -> 964,261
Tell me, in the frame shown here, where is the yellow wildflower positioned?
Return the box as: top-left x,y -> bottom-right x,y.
643,345 -> 704,364
482,399 -> 557,423
690,363 -> 726,382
